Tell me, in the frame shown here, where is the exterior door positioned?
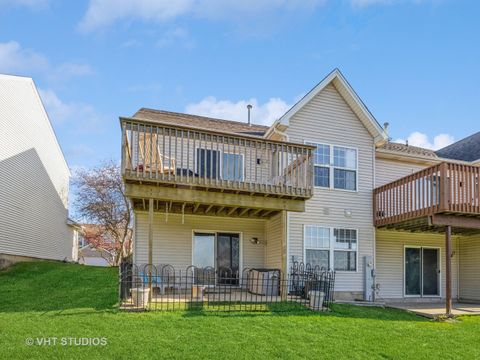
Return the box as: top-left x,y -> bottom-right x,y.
216,233 -> 240,285
405,247 -> 440,297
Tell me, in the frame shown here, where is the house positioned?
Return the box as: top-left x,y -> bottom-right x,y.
77,224 -> 121,266
0,74 -> 78,268
120,69 -> 479,314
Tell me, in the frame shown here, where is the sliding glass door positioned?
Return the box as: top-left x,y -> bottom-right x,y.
404,247 -> 440,297
193,232 -> 240,285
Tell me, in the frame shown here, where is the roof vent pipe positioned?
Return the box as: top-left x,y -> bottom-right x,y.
383,122 -> 390,141
247,104 -> 252,126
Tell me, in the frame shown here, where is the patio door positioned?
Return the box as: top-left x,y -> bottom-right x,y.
217,233 -> 239,285
405,247 -> 440,297
193,232 -> 240,285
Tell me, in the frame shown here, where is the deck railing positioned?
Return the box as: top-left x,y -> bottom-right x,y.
121,118 -> 315,198
374,162 -> 480,226
119,263 -> 335,312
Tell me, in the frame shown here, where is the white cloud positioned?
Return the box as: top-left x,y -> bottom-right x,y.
79,0 -> 326,32
394,131 -> 454,150
39,88 -> 107,133
0,41 -> 92,81
185,96 -> 292,126
0,41 -> 49,74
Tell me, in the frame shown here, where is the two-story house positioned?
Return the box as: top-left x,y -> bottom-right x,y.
120,69 -> 479,314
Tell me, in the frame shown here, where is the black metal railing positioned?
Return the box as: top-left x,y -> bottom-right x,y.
119,263 -> 335,312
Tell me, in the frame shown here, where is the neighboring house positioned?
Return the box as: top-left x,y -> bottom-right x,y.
78,245 -> 110,267
77,224 -> 116,266
120,69 -> 479,312
0,74 -> 77,268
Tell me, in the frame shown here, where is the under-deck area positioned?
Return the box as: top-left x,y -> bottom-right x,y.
374,162 -> 480,316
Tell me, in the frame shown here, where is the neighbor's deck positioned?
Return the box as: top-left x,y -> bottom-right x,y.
374,162 -> 480,233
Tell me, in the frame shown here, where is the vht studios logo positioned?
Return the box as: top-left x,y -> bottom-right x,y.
26,337 -> 107,346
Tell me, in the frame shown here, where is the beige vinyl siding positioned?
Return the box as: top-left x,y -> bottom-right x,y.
130,131 -> 272,183
134,212 -> 267,269
376,230 -> 459,299
285,83 -> 375,292
265,212 -> 284,269
375,158 -> 428,187
458,235 -> 480,301
0,75 -> 72,261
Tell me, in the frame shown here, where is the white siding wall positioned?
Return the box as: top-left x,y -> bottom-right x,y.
376,230 -> 459,299
375,158 -> 428,187
458,235 -> 480,301
134,212 -> 266,269
285,83 -> 375,293
0,75 -> 72,261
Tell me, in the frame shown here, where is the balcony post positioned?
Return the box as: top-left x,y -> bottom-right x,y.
439,163 -> 449,212
148,198 -> 154,303
445,224 -> 452,317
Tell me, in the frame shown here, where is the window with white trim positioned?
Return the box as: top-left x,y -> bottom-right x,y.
307,143 -> 357,191
333,228 -> 357,271
304,226 -> 358,271
304,226 -> 330,270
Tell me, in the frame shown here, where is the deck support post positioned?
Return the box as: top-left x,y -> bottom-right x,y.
281,210 -> 288,301
445,225 -> 452,316
148,198 -> 154,303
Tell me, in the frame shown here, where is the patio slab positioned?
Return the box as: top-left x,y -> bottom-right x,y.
387,302 -> 480,318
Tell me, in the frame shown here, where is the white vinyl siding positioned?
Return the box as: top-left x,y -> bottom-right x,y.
0,75 -> 72,261
285,83 -> 375,292
458,235 -> 480,301
134,212 -> 267,270
376,230 -> 459,299
375,158 -> 429,187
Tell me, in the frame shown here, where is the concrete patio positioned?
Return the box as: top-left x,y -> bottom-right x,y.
387,302 -> 480,318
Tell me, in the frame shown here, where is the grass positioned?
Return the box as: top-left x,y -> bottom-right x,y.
0,262 -> 479,359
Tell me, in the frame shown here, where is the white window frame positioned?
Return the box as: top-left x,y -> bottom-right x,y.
403,245 -> 441,298
305,141 -> 358,192
303,225 -> 359,273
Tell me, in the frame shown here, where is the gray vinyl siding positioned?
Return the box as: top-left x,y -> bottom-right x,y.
458,235 -> 480,301
376,230 -> 459,299
134,212 -> 267,269
285,83 -> 375,292
375,158 -> 428,187
0,75 -> 72,261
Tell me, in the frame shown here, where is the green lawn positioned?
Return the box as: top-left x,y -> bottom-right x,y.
0,262 -> 479,360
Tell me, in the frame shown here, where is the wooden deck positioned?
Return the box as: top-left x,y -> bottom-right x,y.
374,162 -> 480,233
120,118 -> 315,217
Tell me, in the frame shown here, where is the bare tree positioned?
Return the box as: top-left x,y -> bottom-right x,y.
74,161 -> 132,266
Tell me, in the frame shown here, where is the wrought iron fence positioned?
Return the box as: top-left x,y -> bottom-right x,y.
119,262 -> 335,312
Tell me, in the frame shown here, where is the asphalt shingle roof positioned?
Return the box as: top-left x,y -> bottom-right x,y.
132,108 -> 269,137
435,131 -> 480,162
378,142 -> 438,158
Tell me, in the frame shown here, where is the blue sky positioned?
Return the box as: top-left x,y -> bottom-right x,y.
1,0 -> 479,171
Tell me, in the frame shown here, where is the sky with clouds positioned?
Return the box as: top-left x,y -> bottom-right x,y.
1,0 -> 479,173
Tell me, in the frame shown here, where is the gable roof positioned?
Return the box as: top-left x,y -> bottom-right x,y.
132,108 -> 268,137
435,131 -> 480,162
273,68 -> 387,145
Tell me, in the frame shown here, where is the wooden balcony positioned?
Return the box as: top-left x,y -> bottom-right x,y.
120,118 -> 315,217
374,162 -> 480,233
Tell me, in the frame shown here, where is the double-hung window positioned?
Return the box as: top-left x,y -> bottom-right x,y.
333,228 -> 357,271
308,142 -> 357,191
304,226 -> 330,270
304,226 -> 357,272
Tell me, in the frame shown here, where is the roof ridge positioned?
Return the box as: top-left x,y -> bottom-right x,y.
136,108 -> 269,129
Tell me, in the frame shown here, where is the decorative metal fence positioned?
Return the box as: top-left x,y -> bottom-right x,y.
119,262 -> 335,312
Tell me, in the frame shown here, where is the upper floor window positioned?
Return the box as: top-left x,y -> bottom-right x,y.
308,142 -> 357,191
